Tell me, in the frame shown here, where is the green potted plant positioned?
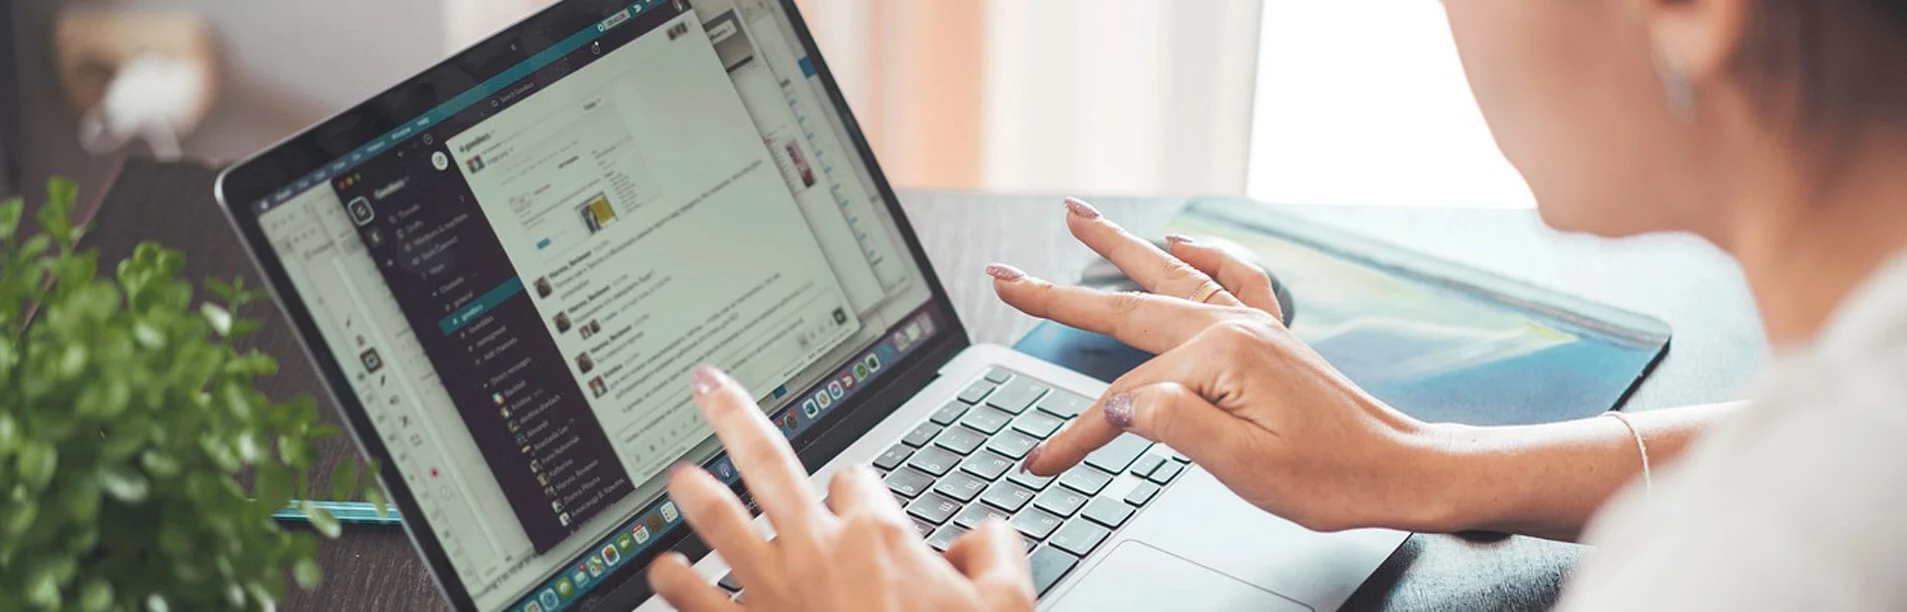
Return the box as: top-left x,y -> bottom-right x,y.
0,179 -> 382,611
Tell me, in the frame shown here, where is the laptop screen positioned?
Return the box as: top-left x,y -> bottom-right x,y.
241,0 -> 943,609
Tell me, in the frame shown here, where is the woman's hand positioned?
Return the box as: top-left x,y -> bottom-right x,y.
646,367 -> 1035,612
991,198 -> 1460,533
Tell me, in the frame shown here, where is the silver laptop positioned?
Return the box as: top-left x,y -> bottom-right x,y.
215,1 -> 1405,609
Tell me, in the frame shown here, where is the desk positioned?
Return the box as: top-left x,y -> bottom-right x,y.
85,161 -> 1766,611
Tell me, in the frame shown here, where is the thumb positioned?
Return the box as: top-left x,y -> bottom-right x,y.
1107,382 -> 1247,463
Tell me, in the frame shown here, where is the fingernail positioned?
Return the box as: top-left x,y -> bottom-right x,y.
1104,393 -> 1136,429
691,366 -> 724,396
1165,234 -> 1194,247
985,263 -> 1026,281
1064,197 -> 1101,220
1020,445 -> 1043,474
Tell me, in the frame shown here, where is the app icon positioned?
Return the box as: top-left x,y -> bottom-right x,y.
616,533 -> 635,553
778,410 -> 799,433
660,501 -> 680,523
800,399 -> 819,418
587,556 -> 604,577
633,524 -> 652,544
816,390 -> 832,408
538,589 -> 559,608
853,363 -> 869,380
865,354 -> 881,372
347,196 -> 376,226
556,577 -> 574,598
523,602 -> 543,612
646,514 -> 665,532
839,372 -> 856,391
601,543 -> 621,566
571,565 -> 590,587
827,381 -> 844,400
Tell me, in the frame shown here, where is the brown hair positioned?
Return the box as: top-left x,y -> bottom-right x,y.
1741,0 -> 1907,126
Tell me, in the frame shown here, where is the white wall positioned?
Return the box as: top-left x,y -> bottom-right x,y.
1246,0 -> 1534,209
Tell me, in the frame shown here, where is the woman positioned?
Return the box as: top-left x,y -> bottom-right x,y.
647,0 -> 1907,609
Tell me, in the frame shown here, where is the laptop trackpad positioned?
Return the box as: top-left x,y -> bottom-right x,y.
1047,541 -> 1313,612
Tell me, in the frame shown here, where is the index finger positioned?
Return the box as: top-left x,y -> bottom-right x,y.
1063,197 -> 1241,307
988,266 -> 1226,354
690,366 -> 824,531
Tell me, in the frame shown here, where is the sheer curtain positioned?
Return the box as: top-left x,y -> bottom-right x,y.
446,0 -> 1266,195
1246,0 -> 1534,209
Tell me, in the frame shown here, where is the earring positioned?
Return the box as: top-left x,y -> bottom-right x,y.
1657,54 -> 1697,121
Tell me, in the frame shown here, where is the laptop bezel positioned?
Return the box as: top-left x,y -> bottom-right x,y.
212,1 -> 973,608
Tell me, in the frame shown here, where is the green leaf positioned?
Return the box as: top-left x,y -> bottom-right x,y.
17,441 -> 56,491
78,580 -> 112,612
366,485 -> 391,518
252,463 -> 294,512
329,460 -> 359,501
0,196 -> 21,239
98,464 -> 151,503
0,414 -> 17,456
200,303 -> 233,337
25,564 -> 60,608
302,503 -> 341,538
292,557 -> 322,590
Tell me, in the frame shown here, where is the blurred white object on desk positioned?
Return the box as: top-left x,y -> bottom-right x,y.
55,9 -> 217,160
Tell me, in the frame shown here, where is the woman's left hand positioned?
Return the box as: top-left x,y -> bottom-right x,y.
646,367 -> 1035,612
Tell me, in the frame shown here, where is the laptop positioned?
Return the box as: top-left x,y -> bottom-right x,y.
214,1 -> 1407,610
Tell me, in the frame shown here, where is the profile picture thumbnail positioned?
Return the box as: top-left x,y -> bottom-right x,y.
554,312 -> 572,334
535,276 -> 553,298
579,193 -> 618,234
575,352 -> 596,374
589,376 -> 609,398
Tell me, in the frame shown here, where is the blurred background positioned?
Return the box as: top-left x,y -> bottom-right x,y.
0,0 -> 1534,209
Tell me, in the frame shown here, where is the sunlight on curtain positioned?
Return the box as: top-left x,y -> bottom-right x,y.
1246,0 -> 1535,208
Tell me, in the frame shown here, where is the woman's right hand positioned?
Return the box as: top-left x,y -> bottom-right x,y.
991,199 -> 1463,533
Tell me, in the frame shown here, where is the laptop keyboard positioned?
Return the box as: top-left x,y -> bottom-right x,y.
716,367 -> 1187,600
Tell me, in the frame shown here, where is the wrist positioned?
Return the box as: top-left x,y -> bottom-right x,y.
1387,422 -> 1537,534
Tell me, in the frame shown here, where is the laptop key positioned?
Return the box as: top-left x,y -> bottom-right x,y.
873,444 -> 914,471
1148,461 -> 1185,484
954,503 -> 1012,529
1057,466 -> 1114,496
984,369 -> 1013,384
717,572 -> 742,592
1125,482 -> 1162,506
1012,411 -> 1066,439
1034,392 -> 1090,419
1010,508 -> 1064,539
1007,468 -> 1056,491
933,471 -> 990,503
960,406 -> 1013,435
902,422 -> 942,448
987,378 -> 1048,414
1048,520 -> 1111,557
935,426 -> 987,455
959,451 -> 1013,481
929,401 -> 971,426
957,381 -> 996,404
1080,497 -> 1135,528
980,481 -> 1037,512
908,446 -> 961,476
907,493 -> 963,525
885,468 -> 934,499
927,524 -> 967,552
1029,546 -> 1080,597
988,431 -> 1040,459
1083,434 -> 1152,474
911,518 -> 938,538
1034,486 -> 1089,517
1128,455 -> 1166,479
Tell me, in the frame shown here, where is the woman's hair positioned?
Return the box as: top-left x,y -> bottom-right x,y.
1743,0 -> 1907,127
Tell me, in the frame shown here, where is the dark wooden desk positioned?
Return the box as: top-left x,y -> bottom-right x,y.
87,161 -> 1766,611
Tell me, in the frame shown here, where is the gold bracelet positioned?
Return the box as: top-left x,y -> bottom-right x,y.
1604,411 -> 1652,500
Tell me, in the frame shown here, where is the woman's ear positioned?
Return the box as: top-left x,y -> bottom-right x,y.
1628,0 -> 1752,83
